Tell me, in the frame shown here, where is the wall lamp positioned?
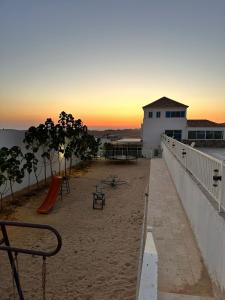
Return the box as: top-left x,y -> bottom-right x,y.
182,149 -> 186,158
213,169 -> 222,187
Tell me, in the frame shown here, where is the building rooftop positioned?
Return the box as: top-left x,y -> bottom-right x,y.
143,97 -> 188,109
187,119 -> 224,127
112,138 -> 142,144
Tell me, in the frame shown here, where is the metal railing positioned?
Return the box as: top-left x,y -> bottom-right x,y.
161,134 -> 225,211
0,221 -> 62,300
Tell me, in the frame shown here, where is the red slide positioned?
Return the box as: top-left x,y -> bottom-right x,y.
37,176 -> 62,214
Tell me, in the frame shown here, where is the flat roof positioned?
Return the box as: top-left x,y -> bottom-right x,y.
112,138 -> 142,144
187,120 -> 225,127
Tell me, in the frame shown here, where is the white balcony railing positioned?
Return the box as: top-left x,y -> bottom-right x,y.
161,134 -> 225,212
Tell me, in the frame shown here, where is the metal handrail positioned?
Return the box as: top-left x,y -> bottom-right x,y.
0,220 -> 62,300
0,220 -> 62,257
161,134 -> 225,211
161,134 -> 222,164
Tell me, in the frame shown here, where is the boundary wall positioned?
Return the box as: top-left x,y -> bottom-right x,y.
136,165 -> 158,300
162,142 -> 225,298
0,129 -> 80,197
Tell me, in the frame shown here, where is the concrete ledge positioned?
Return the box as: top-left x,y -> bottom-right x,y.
138,228 -> 158,300
159,292 -> 214,300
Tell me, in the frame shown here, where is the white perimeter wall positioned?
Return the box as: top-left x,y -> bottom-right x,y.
138,228 -> 158,300
162,143 -> 225,298
0,129 -> 80,197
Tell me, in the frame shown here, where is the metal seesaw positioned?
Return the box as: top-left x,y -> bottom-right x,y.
102,175 -> 127,188
0,220 -> 62,300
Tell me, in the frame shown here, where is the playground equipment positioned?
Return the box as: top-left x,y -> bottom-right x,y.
102,175 -> 127,188
93,185 -> 105,209
61,176 -> 70,194
106,154 -> 138,161
0,220 -> 62,300
104,139 -> 142,161
37,176 -> 62,214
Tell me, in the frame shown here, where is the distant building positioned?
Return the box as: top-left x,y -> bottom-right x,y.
141,97 -> 225,157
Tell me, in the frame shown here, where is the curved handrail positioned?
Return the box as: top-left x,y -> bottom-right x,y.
0,220 -> 62,257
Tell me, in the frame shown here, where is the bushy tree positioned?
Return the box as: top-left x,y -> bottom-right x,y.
24,120 -> 53,183
0,146 -> 24,201
24,112 -> 100,180
0,148 -> 8,209
22,152 -> 39,190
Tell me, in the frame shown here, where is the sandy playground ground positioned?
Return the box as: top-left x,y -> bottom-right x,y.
0,159 -> 150,300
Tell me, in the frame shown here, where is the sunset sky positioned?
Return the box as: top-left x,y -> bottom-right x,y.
0,0 -> 225,129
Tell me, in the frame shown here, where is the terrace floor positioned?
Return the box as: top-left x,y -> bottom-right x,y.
147,158 -> 214,300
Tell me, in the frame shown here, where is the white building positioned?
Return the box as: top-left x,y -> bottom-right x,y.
141,97 -> 225,157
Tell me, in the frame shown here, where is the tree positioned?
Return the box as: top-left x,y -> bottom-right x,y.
24,122 -> 51,183
43,118 -> 55,177
49,123 -> 65,175
25,112 -> 100,181
0,147 -> 8,209
0,146 -> 24,201
77,132 -> 100,160
57,112 -> 76,175
22,152 -> 39,190
0,174 -> 7,210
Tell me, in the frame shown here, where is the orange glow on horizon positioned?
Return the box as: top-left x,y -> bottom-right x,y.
187,108 -> 225,124
2,111 -> 225,129
1,95 -> 225,130
1,111 -> 141,129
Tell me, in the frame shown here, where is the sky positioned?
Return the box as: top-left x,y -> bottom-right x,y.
0,0 -> 225,130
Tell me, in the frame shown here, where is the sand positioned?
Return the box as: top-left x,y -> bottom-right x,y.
0,159 -> 149,300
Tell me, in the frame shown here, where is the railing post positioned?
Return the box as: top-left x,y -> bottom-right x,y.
1,224 -> 24,300
161,134 -> 224,210
219,163 -> 225,212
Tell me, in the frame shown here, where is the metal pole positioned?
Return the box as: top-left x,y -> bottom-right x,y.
1,224 -> 24,300
0,221 -> 62,300
219,163 -> 225,213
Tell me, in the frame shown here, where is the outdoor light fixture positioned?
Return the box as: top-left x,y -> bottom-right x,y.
182,149 -> 186,158
213,169 -> 222,187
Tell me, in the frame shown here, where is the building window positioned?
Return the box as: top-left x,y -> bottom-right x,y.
206,131 -> 214,139
171,111 -> 178,117
214,131 -> 223,139
165,111 -> 171,118
165,111 -> 186,118
188,130 -> 223,140
188,131 -> 196,139
173,130 -> 182,140
165,130 -> 182,141
196,131 -> 205,139
156,111 -> 161,118
149,111 -> 153,118
165,130 -> 173,137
